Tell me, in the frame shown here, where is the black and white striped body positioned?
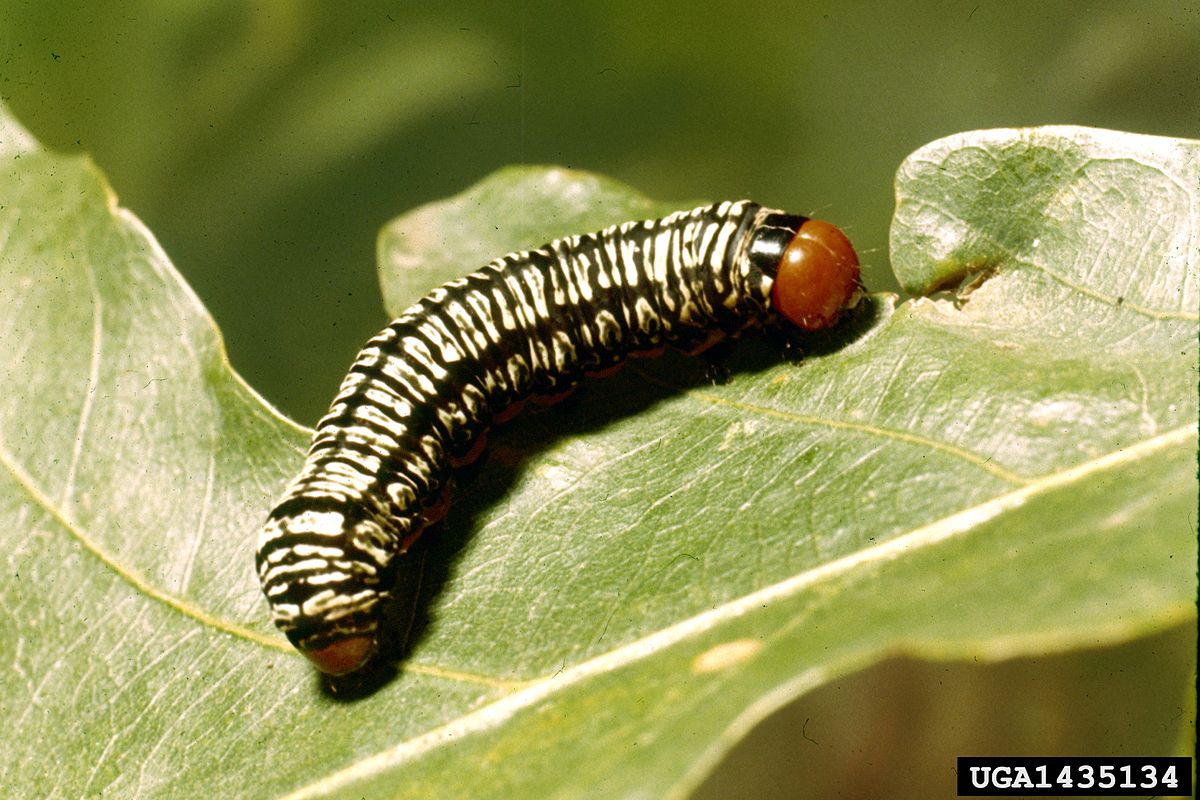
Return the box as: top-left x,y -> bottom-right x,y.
256,200 -> 825,661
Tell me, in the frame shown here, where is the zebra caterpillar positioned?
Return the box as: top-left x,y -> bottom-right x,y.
256,200 -> 861,675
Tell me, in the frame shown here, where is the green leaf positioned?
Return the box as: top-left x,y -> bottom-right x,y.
2,107 -> 1195,800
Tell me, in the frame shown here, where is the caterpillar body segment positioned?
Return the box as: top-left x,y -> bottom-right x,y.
256,201 -> 861,674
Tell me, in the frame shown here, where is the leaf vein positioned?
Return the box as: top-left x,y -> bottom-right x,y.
60,258 -> 104,506
696,392 -> 1032,485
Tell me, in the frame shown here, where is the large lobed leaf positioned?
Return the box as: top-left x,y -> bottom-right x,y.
2,105 -> 1195,799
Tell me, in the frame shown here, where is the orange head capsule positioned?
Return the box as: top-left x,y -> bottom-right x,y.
748,214 -> 861,330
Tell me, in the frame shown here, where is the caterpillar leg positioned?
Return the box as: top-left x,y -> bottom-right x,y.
698,339 -> 739,385
761,319 -> 808,363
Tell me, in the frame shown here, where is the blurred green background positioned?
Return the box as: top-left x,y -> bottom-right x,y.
3,0 -> 1196,423
2,3 -> 1196,796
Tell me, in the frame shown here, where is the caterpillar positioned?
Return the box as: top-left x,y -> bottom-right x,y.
256,200 -> 861,675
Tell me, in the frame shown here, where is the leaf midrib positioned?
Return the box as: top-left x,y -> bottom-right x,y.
272,423 -> 1196,800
